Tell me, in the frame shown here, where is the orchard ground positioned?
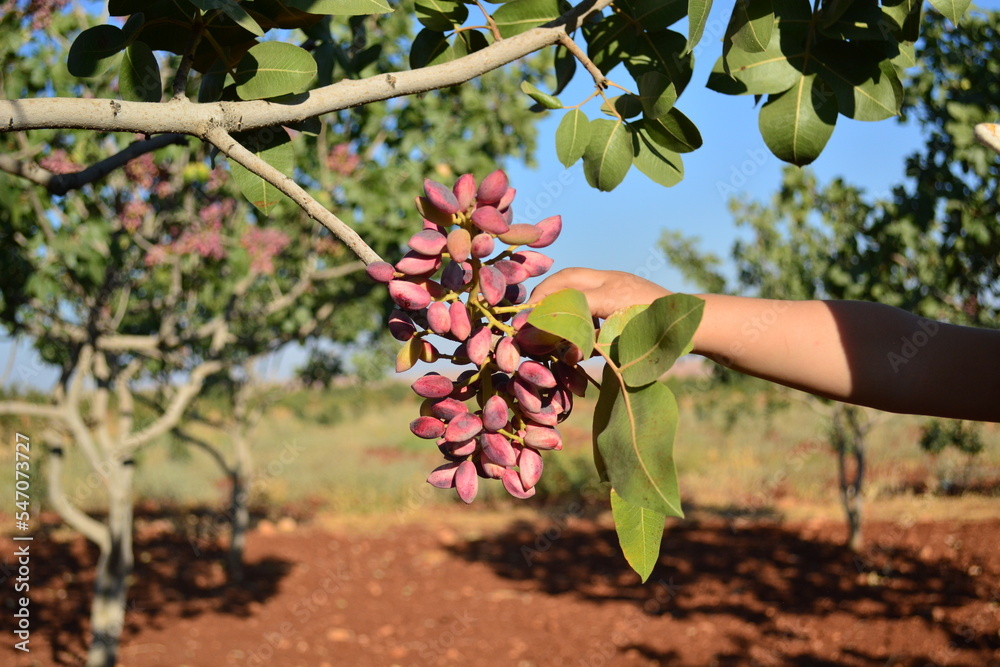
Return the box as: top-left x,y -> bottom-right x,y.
1,380 -> 998,666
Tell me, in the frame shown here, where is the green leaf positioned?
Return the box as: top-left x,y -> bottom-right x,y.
597,303 -> 650,362
616,0 -> 687,31
67,25 -> 126,78
188,0 -> 265,36
595,371 -> 684,518
555,109 -> 591,168
622,29 -> 691,91
818,0 -> 890,40
553,43 -> 576,95
409,29 -> 450,69
520,81 -> 562,110
582,119 -> 633,192
121,12 -> 146,43
198,58 -> 228,103
631,135 -> 684,188
526,288 -> 595,360
585,15 -> 630,74
639,108 -> 703,153
638,71 -> 677,120
709,0 -> 810,95
725,0 -> 773,53
591,364 -> 618,482
815,44 -> 902,121
234,42 -> 317,100
758,73 -> 837,165
610,488 -> 665,583
928,0 -> 971,25
890,42 -> 916,71
599,95 -> 643,119
618,294 -> 704,387
410,28 -> 486,68
492,0 -> 561,38
228,127 -> 294,214
118,42 -> 162,103
416,0 -> 468,31
881,0 -> 921,41
685,0 -> 713,54
285,0 -> 393,15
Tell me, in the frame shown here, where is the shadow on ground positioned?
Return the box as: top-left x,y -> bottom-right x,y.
448,516 -> 1000,666
0,505 -> 294,666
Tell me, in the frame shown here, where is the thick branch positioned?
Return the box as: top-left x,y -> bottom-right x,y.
0,0 -> 612,136
0,134 -> 188,195
121,360 -> 224,453
0,400 -> 64,419
205,127 -> 382,264
975,123 -> 1000,156
47,445 -> 111,551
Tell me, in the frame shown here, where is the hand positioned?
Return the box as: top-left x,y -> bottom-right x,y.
527,268 -> 671,320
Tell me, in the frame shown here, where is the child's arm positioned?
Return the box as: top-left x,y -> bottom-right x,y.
529,268 -> 1000,423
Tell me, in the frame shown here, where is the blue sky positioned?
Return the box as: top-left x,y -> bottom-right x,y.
3,1 -> 998,389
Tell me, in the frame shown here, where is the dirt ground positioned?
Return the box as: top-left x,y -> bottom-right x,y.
2,509 -> 999,667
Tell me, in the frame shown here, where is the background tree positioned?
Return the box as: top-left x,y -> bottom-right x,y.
0,4 -> 546,664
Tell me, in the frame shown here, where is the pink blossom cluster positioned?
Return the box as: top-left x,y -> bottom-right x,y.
120,199 -> 151,232
173,222 -> 226,260
199,199 -> 236,227
1,0 -> 70,30
326,143 -> 361,177
38,149 -> 82,175
240,227 -> 291,275
124,153 -> 159,189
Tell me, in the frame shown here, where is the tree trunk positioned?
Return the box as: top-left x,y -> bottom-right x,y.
833,405 -> 866,552
227,432 -> 251,583
227,381 -> 253,584
87,459 -> 134,667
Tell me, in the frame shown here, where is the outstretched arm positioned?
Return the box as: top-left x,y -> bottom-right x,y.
529,268 -> 1000,423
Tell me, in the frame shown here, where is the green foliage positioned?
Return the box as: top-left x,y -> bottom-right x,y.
525,288 -> 595,360
610,488 -> 664,583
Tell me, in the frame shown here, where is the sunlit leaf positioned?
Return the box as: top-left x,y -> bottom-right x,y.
725,0 -> 773,53
526,288 -> 595,360
759,73 -> 837,164
520,80 -> 562,110
595,373 -> 684,518
234,42 -> 317,100
582,119 -> 632,192
492,0 -> 561,38
188,0 -> 265,36
118,41 -> 162,103
611,488 -> 665,582
618,294 -> 703,386
555,109 -> 591,168
285,0 -> 393,15
685,0 -> 713,53
631,127 -> 684,188
228,127 -> 294,214
416,0 -> 468,31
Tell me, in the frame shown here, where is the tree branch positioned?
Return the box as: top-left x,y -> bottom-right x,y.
0,134 -> 188,195
0,400 -> 64,419
205,126 -> 383,264
975,122 -> 1000,156
47,444 -> 110,551
121,359 -> 224,453
0,0 -> 612,136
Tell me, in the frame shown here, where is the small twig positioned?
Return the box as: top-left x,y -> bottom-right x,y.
172,26 -> 203,100
204,126 -> 382,265
558,33 -> 608,90
473,0 -> 503,41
